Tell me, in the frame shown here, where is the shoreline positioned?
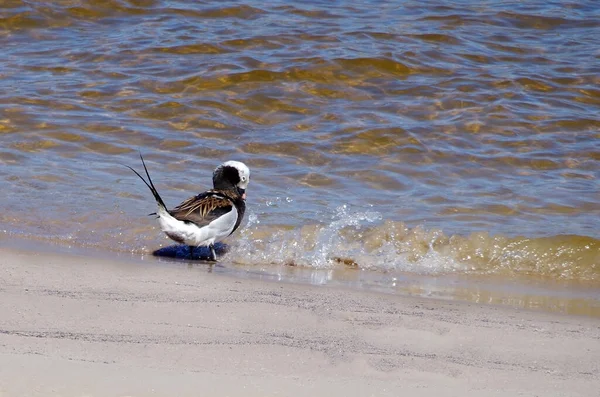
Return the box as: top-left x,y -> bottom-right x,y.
2,234 -> 600,318
1,245 -> 599,396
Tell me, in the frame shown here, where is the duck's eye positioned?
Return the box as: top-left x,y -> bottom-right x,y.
241,176 -> 247,182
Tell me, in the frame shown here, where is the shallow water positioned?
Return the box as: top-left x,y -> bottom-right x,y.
1,1 -> 599,313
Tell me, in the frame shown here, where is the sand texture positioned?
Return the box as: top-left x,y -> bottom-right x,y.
0,247 -> 599,396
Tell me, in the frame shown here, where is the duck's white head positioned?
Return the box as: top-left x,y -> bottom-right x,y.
213,161 -> 250,199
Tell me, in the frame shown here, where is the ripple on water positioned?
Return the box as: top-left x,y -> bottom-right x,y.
0,1 -> 599,302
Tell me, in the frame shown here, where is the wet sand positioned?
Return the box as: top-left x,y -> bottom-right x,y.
0,247 -> 598,397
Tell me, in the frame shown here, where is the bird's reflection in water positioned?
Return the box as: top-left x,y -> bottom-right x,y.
152,242 -> 229,264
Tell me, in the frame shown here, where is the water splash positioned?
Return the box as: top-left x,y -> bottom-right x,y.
229,204 -> 599,282
232,204 -> 383,268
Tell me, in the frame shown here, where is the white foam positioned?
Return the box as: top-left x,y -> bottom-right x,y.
230,203 -> 466,275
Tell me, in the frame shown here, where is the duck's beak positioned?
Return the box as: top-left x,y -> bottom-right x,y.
238,187 -> 246,200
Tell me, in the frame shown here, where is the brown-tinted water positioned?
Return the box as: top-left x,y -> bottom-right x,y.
1,1 -> 599,314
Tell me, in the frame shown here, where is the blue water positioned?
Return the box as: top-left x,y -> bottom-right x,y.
0,1 -> 598,293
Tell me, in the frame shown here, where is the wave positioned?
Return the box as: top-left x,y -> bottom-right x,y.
230,205 -> 600,283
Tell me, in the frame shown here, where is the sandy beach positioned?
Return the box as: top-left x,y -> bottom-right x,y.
0,246 -> 598,397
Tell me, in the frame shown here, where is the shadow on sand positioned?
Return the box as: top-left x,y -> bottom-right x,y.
152,242 -> 229,261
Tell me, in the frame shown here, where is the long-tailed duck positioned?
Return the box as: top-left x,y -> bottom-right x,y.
125,153 -> 249,261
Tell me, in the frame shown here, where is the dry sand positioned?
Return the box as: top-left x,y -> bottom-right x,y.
0,246 -> 598,397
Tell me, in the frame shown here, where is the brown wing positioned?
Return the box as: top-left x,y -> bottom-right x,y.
169,191 -> 234,228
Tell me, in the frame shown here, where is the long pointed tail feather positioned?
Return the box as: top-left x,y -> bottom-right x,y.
123,152 -> 168,212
